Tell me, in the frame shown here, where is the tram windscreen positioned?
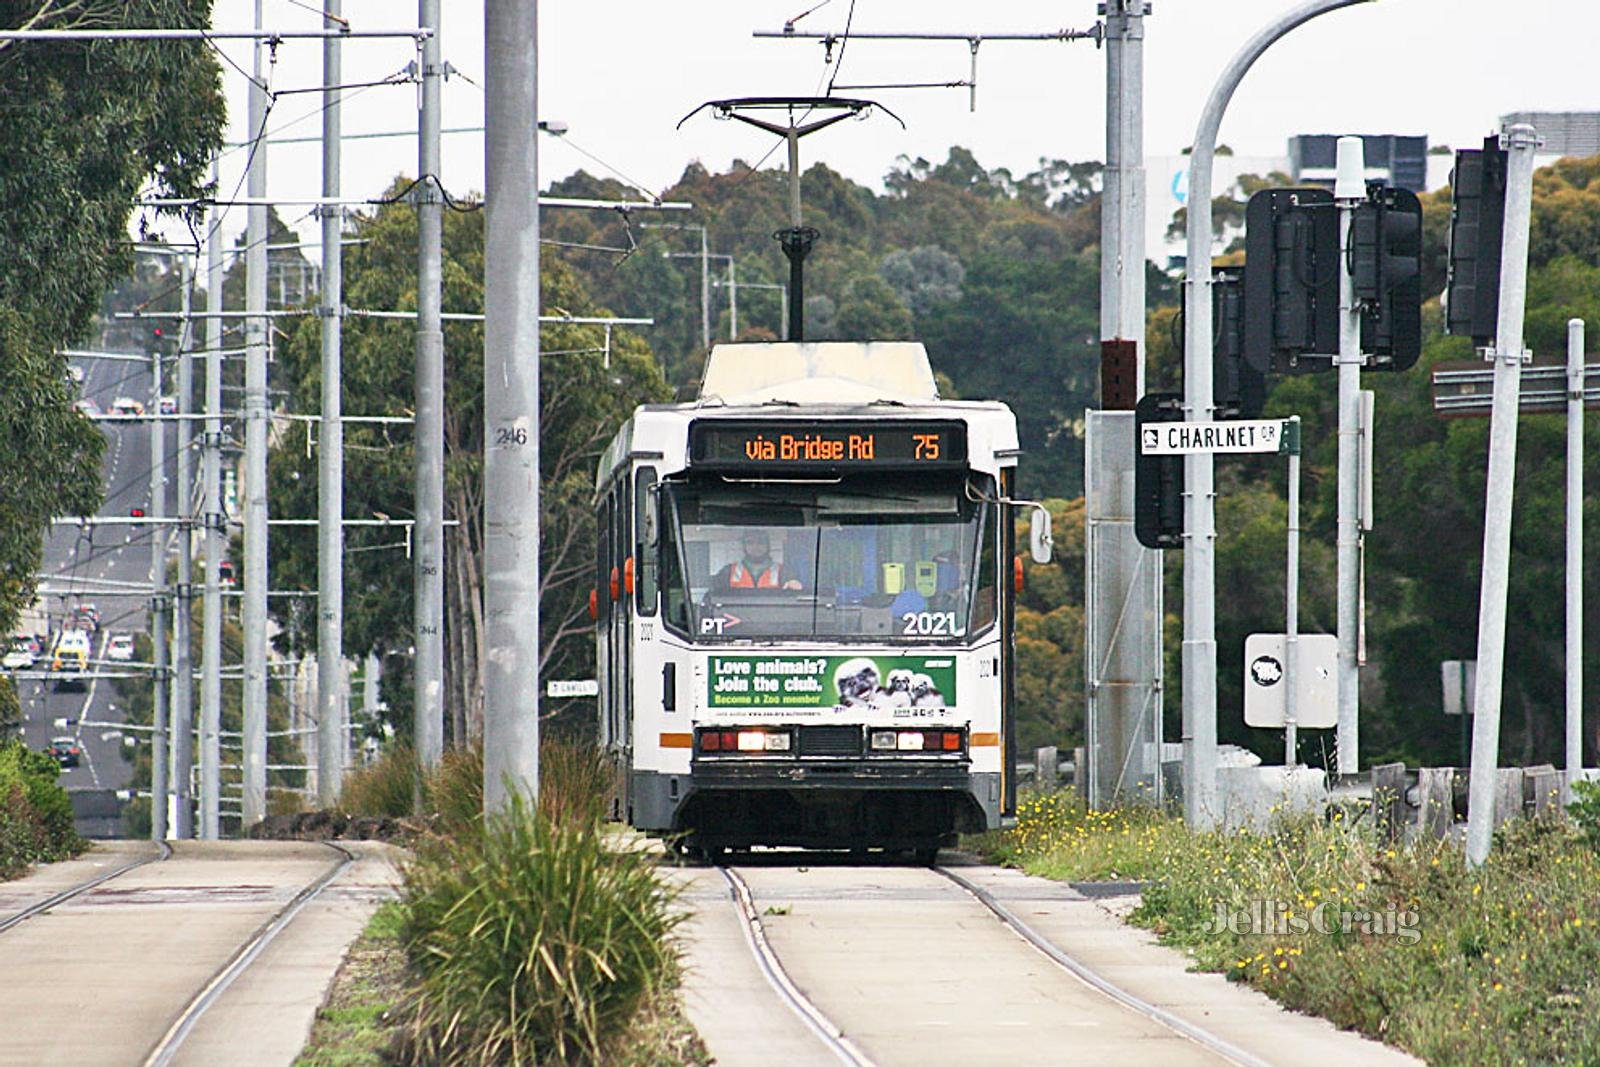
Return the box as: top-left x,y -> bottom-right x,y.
660,474 -> 998,643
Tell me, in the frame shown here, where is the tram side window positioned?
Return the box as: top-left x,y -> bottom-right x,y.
635,469 -> 658,615
660,495 -> 691,633
595,497 -> 612,625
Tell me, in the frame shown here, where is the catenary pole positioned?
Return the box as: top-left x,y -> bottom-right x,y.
1465,123 -> 1540,867
1334,136 -> 1364,775
1181,0 -> 1371,830
317,0 -> 346,807
483,0 -> 541,813
699,225 -> 711,350
414,0 -> 446,771
201,184 -> 224,839
242,0 -> 271,826
1102,0 -> 1147,391
1567,317 -> 1585,798
171,257 -> 196,838
148,343 -> 169,842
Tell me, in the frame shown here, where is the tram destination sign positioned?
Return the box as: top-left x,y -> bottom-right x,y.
689,420 -> 968,469
1140,418 -> 1290,456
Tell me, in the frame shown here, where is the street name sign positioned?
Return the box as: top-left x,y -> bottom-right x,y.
1140,418 -> 1289,456
546,679 -> 599,698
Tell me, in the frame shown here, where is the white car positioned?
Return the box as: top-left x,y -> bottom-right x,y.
110,397 -> 145,415
74,398 -> 99,417
159,396 -> 177,415
2,641 -> 34,670
66,364 -> 85,384
106,634 -> 135,662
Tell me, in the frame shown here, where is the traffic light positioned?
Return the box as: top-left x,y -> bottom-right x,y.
1354,183 -> 1422,371
1134,392 -> 1184,550
1243,187 -> 1339,374
1210,267 -> 1264,418
1445,135 -> 1508,347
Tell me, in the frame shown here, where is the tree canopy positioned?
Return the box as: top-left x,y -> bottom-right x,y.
0,0 -> 224,632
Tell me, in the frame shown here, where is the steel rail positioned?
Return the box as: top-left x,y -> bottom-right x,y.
141,841 -> 356,1067
719,865 -> 878,1067
0,841 -> 172,935
934,864 -> 1277,1067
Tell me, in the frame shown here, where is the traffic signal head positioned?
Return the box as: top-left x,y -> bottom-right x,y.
1445,135 -> 1508,347
1208,267 -> 1265,419
1134,392 -> 1185,550
1355,183 -> 1423,371
1243,187 -> 1339,374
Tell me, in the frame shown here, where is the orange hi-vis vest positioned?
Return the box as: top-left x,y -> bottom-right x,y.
728,561 -> 782,589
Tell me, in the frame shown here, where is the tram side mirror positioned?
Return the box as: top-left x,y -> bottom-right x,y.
1028,506 -> 1053,565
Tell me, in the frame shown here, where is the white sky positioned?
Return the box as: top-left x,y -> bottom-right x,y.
168,1 -> 1599,250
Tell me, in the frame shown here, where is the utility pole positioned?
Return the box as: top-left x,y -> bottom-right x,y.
242,0 -> 271,827
201,182 -> 223,839
171,258 -> 196,838
1180,0 -> 1371,830
317,0 -> 346,807
1568,317 -> 1585,798
414,0 -> 445,771
149,342 -> 169,842
1334,136 -> 1364,776
698,225 -> 710,350
1465,123 -> 1540,867
483,0 -> 541,813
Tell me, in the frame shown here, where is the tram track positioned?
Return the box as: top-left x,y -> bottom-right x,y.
140,840 -> 356,1067
932,863 -> 1276,1067
0,839 -> 172,936
714,855 -> 1276,1067
718,864 -> 880,1067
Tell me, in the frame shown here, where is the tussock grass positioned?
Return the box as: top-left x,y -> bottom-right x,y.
369,740 -> 683,1066
982,789 -> 1600,1066
338,744 -> 417,820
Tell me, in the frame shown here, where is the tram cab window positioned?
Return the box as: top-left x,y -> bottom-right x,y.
635,468 -> 659,615
660,474 -> 998,643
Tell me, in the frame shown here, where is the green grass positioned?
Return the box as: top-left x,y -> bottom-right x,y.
978,788 -> 1600,1066
293,904 -> 409,1067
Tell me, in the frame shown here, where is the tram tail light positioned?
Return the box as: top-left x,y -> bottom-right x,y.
870,729 -> 965,753
696,727 -> 791,754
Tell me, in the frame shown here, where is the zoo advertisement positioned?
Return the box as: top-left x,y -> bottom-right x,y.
707,654 -> 956,711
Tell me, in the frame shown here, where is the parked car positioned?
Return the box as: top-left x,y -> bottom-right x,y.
47,737 -> 82,768
2,639 -> 34,670
66,364 -> 85,384
159,396 -> 177,415
72,604 -> 100,632
110,396 -> 145,415
74,398 -> 99,417
106,634 -> 135,662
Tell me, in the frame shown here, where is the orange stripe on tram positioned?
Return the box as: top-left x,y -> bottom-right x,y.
659,732 -> 694,749
969,732 -> 1000,747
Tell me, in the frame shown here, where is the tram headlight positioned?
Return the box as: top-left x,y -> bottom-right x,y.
870,730 -> 897,751
868,728 -> 966,754
698,727 -> 793,754
896,731 -> 924,751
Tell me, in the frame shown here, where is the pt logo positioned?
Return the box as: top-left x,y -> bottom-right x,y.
1250,655 -> 1283,688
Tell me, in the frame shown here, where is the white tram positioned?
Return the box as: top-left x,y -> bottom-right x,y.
593,341 -> 1050,860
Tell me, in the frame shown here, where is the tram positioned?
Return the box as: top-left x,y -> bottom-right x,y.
593,340 -> 1050,860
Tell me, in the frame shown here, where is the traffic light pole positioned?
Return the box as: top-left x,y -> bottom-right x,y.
201,184 -> 223,840
1284,417 -> 1302,766
1567,317 -> 1585,799
1181,0 -> 1370,830
1334,136 -> 1364,776
172,259 -> 195,838
1465,123 -> 1540,868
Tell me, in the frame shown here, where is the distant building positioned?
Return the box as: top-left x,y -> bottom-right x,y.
1287,134 -> 1429,193
1146,152 -> 1289,272
1498,111 -> 1600,159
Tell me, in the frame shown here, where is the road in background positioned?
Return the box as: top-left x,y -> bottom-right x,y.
12,349 -> 174,836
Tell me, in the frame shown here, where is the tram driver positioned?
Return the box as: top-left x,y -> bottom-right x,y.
711,529 -> 803,592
